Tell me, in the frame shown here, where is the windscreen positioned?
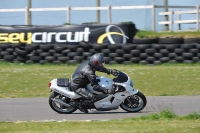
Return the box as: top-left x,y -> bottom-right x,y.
113,71 -> 128,83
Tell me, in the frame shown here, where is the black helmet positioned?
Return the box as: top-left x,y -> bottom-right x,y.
89,54 -> 105,71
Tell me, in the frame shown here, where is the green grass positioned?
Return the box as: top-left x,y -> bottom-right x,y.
0,62 -> 200,98
135,30 -> 200,38
0,110 -> 200,133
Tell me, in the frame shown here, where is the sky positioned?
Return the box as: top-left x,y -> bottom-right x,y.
0,0 -> 200,31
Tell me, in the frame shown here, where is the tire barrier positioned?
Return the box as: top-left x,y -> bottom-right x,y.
132,37 -> 200,44
132,38 -> 158,44
0,43 -> 200,64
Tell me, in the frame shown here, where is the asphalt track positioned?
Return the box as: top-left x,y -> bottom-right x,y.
0,96 -> 200,122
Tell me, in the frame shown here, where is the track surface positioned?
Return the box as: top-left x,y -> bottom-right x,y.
0,96 -> 200,122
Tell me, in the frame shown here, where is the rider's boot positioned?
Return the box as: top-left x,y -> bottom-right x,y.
70,101 -> 88,113
81,95 -> 107,107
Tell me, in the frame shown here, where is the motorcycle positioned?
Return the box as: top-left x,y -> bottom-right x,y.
48,70 -> 147,113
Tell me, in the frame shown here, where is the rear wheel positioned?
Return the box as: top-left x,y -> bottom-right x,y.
49,92 -> 77,114
120,91 -> 147,112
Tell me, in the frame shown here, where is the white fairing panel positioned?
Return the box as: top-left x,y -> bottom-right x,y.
86,77 -> 113,94
94,92 -> 130,110
50,79 -> 81,99
93,72 -> 139,110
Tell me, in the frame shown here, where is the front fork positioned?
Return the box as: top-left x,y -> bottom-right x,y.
125,89 -> 139,106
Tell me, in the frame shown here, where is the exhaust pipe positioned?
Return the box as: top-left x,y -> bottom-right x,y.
51,98 -> 71,107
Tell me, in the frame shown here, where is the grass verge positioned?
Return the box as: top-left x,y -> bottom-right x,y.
0,62 -> 200,98
135,30 -> 200,38
0,110 -> 200,133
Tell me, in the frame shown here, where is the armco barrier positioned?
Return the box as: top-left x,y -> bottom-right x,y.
0,42 -> 200,64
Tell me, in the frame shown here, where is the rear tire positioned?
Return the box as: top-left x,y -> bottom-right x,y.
120,91 -> 147,112
49,92 -> 77,114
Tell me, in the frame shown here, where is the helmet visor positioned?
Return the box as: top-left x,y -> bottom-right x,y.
99,62 -> 105,67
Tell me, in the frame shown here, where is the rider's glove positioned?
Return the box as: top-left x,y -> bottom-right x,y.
110,69 -> 119,77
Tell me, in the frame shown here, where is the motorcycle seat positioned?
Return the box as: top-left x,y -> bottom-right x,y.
57,78 -> 69,87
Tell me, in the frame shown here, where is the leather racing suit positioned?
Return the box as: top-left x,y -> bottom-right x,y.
70,61 -> 113,103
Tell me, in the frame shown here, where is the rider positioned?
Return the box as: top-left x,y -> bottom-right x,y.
70,54 -> 118,113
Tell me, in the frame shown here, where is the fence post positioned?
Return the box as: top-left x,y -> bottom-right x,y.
170,10 -> 174,32
107,4 -> 112,24
178,10 -> 181,30
152,3 -> 155,31
66,6 -> 71,24
25,7 -> 28,25
197,5 -> 199,31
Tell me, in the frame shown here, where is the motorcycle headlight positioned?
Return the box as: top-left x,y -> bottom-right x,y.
129,80 -> 134,87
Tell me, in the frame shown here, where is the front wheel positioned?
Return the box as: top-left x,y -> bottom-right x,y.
49,91 -> 77,114
120,91 -> 147,112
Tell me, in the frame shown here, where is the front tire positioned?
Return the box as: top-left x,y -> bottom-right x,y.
120,91 -> 147,112
49,92 -> 77,114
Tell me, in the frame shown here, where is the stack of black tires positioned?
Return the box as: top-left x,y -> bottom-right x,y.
0,38 -> 200,64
